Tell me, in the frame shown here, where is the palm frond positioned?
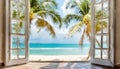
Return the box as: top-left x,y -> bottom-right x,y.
30,9 -> 35,21
37,10 -> 62,27
63,14 -> 82,25
36,19 -> 55,38
79,0 -> 90,15
68,22 -> 83,37
30,0 -> 39,8
65,0 -> 90,15
42,0 -> 57,10
65,1 -> 78,9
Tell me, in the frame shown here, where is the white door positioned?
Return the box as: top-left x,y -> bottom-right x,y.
5,0 -> 30,66
91,0 -> 114,67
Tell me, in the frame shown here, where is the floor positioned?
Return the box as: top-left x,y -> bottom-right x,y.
1,62 -> 116,69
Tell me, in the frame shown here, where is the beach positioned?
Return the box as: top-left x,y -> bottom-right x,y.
29,55 -> 89,61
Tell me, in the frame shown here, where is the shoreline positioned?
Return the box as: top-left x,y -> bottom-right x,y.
29,55 -> 89,61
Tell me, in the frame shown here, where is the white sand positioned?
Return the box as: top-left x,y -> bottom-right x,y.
29,55 -> 89,61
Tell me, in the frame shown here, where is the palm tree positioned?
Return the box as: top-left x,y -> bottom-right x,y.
64,0 -> 107,59
12,0 -> 61,50
30,0 -> 62,37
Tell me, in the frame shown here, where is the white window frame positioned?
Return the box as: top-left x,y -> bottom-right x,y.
5,0 -> 30,66
91,0 -> 115,67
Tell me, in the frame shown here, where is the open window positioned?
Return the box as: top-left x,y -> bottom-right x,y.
5,0 -> 29,66
91,0 -> 114,67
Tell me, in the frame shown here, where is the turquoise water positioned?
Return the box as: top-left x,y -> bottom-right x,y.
29,43 -> 90,55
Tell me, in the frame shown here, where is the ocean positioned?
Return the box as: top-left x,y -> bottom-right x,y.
29,43 -> 90,55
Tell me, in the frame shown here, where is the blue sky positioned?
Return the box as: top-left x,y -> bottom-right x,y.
29,0 -> 89,44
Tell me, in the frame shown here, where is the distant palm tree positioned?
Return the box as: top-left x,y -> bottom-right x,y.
64,0 -> 107,59
30,0 -> 62,37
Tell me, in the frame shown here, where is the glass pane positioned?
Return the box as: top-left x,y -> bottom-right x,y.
95,49 -> 101,58
19,50 -> 25,58
95,35 -> 101,48
11,0 -> 26,34
103,36 -> 109,48
11,50 -> 18,59
102,19 -> 108,33
102,50 -> 108,59
19,0 -> 25,5
11,0 -> 19,19
11,21 -> 25,34
19,10 -> 25,20
11,0 -> 25,20
95,4 -> 102,19
18,0 -> 26,20
11,35 -> 18,48
20,21 -> 25,34
95,20 -> 103,34
96,0 -> 102,3
19,36 -> 25,48
103,1 -> 108,9
103,1 -> 109,18
11,20 -> 18,33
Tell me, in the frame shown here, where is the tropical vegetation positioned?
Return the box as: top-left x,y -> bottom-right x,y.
30,0 -> 62,37
64,0 -> 107,59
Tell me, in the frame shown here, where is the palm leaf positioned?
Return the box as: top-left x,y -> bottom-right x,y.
65,0 -> 90,15
42,0 -> 57,10
37,10 -> 62,27
65,1 -> 78,9
36,19 -> 55,38
79,0 -> 90,15
63,14 -> 82,26
68,22 -> 83,37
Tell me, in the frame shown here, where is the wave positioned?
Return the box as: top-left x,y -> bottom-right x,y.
29,48 -> 83,50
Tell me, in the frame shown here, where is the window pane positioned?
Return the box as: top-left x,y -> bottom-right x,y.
11,0 -> 19,19
95,49 -> 101,58
102,19 -> 109,33
103,36 -> 109,48
95,4 -> 102,19
11,20 -> 18,33
11,0 -> 26,34
19,50 -> 25,58
95,35 -> 101,48
11,21 -> 25,34
102,50 -> 108,59
19,36 -> 25,48
11,35 -> 18,48
95,20 -> 102,34
18,0 -> 26,20
11,50 -> 17,60
103,1 -> 109,18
